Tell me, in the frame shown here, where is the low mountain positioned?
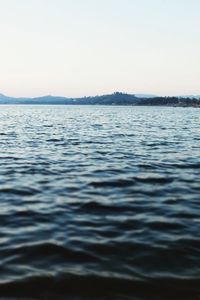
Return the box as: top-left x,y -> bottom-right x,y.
136,96 -> 200,107
0,93 -> 16,103
75,92 -> 138,105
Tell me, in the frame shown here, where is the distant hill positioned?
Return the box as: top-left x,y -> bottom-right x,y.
0,92 -> 200,107
74,92 -> 138,105
0,93 -> 16,103
135,94 -> 157,98
179,95 -> 200,99
0,92 -> 138,105
136,96 -> 200,107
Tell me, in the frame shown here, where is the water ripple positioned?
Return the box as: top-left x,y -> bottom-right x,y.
0,106 -> 199,299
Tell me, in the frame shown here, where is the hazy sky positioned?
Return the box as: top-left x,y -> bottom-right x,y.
0,0 -> 200,97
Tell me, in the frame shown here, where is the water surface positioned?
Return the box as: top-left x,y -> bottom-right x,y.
0,105 -> 200,299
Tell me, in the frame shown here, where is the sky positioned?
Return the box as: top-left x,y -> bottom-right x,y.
0,0 -> 200,97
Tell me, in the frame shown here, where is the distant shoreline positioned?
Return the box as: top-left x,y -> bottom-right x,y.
0,92 -> 200,107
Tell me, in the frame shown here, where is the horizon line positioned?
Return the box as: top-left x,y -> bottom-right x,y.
1,91 -> 200,99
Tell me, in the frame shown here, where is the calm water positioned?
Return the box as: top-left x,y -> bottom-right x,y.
0,105 -> 200,300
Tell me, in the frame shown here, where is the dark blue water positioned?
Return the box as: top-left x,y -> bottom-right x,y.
0,105 -> 200,300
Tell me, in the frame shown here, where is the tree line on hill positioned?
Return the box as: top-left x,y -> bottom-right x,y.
0,92 -> 199,106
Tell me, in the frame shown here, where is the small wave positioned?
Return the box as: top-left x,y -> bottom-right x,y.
5,242 -> 99,263
172,212 -> 200,219
90,179 -> 134,188
148,220 -> 186,231
79,201 -> 130,214
0,187 -> 40,196
46,138 -> 65,142
0,156 -> 21,160
135,177 -> 174,185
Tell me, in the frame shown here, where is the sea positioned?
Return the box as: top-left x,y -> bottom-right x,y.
0,105 -> 199,300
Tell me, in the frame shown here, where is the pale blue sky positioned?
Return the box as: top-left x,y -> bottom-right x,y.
0,0 -> 200,97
